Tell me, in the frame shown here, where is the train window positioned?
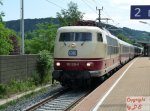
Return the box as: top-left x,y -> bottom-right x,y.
106,36 -> 111,45
75,32 -> 92,41
117,47 -> 119,53
111,47 -> 113,54
122,46 -> 129,53
115,47 -> 119,54
59,32 -> 92,42
114,40 -> 118,46
106,36 -> 119,55
106,36 -> 118,46
107,46 -> 111,55
59,33 -> 74,41
97,33 -> 103,42
114,47 -> 116,54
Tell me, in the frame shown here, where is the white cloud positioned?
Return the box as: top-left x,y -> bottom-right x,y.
83,13 -> 97,20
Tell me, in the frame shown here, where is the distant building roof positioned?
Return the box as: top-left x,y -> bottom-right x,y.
137,41 -> 150,46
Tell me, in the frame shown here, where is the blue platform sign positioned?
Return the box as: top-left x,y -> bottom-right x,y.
130,5 -> 150,19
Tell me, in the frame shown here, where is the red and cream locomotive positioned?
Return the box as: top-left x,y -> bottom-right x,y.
52,26 -> 143,87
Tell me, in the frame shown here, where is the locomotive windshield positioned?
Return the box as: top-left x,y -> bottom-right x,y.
59,32 -> 92,42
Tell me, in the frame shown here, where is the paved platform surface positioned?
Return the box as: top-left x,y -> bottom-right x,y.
72,57 -> 150,111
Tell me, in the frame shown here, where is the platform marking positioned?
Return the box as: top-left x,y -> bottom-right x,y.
92,58 -> 138,111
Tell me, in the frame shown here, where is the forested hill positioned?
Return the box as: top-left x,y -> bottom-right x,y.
5,18 -> 59,32
5,18 -> 149,41
105,25 -> 149,41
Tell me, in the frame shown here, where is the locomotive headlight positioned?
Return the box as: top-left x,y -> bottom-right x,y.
56,62 -> 60,66
87,62 -> 92,67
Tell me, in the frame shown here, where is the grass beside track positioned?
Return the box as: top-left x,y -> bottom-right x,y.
0,72 -> 53,99
0,85 -> 49,110
0,79 -> 36,99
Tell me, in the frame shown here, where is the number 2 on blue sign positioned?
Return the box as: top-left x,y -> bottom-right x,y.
131,5 -> 150,19
135,8 -> 141,17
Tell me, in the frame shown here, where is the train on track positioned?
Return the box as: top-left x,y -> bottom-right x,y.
52,25 -> 143,87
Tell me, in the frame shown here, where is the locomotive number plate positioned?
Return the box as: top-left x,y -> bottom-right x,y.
68,50 -> 77,56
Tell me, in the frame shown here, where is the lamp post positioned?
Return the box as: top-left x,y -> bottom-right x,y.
21,0 -> 24,54
139,21 -> 150,58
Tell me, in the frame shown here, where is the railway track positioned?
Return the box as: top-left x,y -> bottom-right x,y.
24,88 -> 89,111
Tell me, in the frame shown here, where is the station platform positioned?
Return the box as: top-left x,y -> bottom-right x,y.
71,57 -> 150,111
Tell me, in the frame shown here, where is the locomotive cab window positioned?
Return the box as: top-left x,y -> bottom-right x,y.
97,33 -> 103,42
59,32 -> 74,41
75,32 -> 92,41
59,32 -> 92,42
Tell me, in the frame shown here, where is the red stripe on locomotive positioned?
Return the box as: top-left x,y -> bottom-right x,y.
54,57 -> 120,71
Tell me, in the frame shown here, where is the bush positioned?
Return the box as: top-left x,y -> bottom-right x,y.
0,23 -> 13,55
31,71 -> 41,85
0,84 -> 7,97
37,50 -> 52,84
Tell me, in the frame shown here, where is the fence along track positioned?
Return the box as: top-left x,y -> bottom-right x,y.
25,88 -> 89,111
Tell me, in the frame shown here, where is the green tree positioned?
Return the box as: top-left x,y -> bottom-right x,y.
0,0 -> 4,22
117,33 -> 131,43
25,31 -> 35,39
0,23 -> 13,55
56,1 -> 84,26
25,23 -> 57,54
0,0 -> 19,55
9,34 -> 20,55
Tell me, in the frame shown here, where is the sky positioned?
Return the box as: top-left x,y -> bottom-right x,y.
1,0 -> 150,32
